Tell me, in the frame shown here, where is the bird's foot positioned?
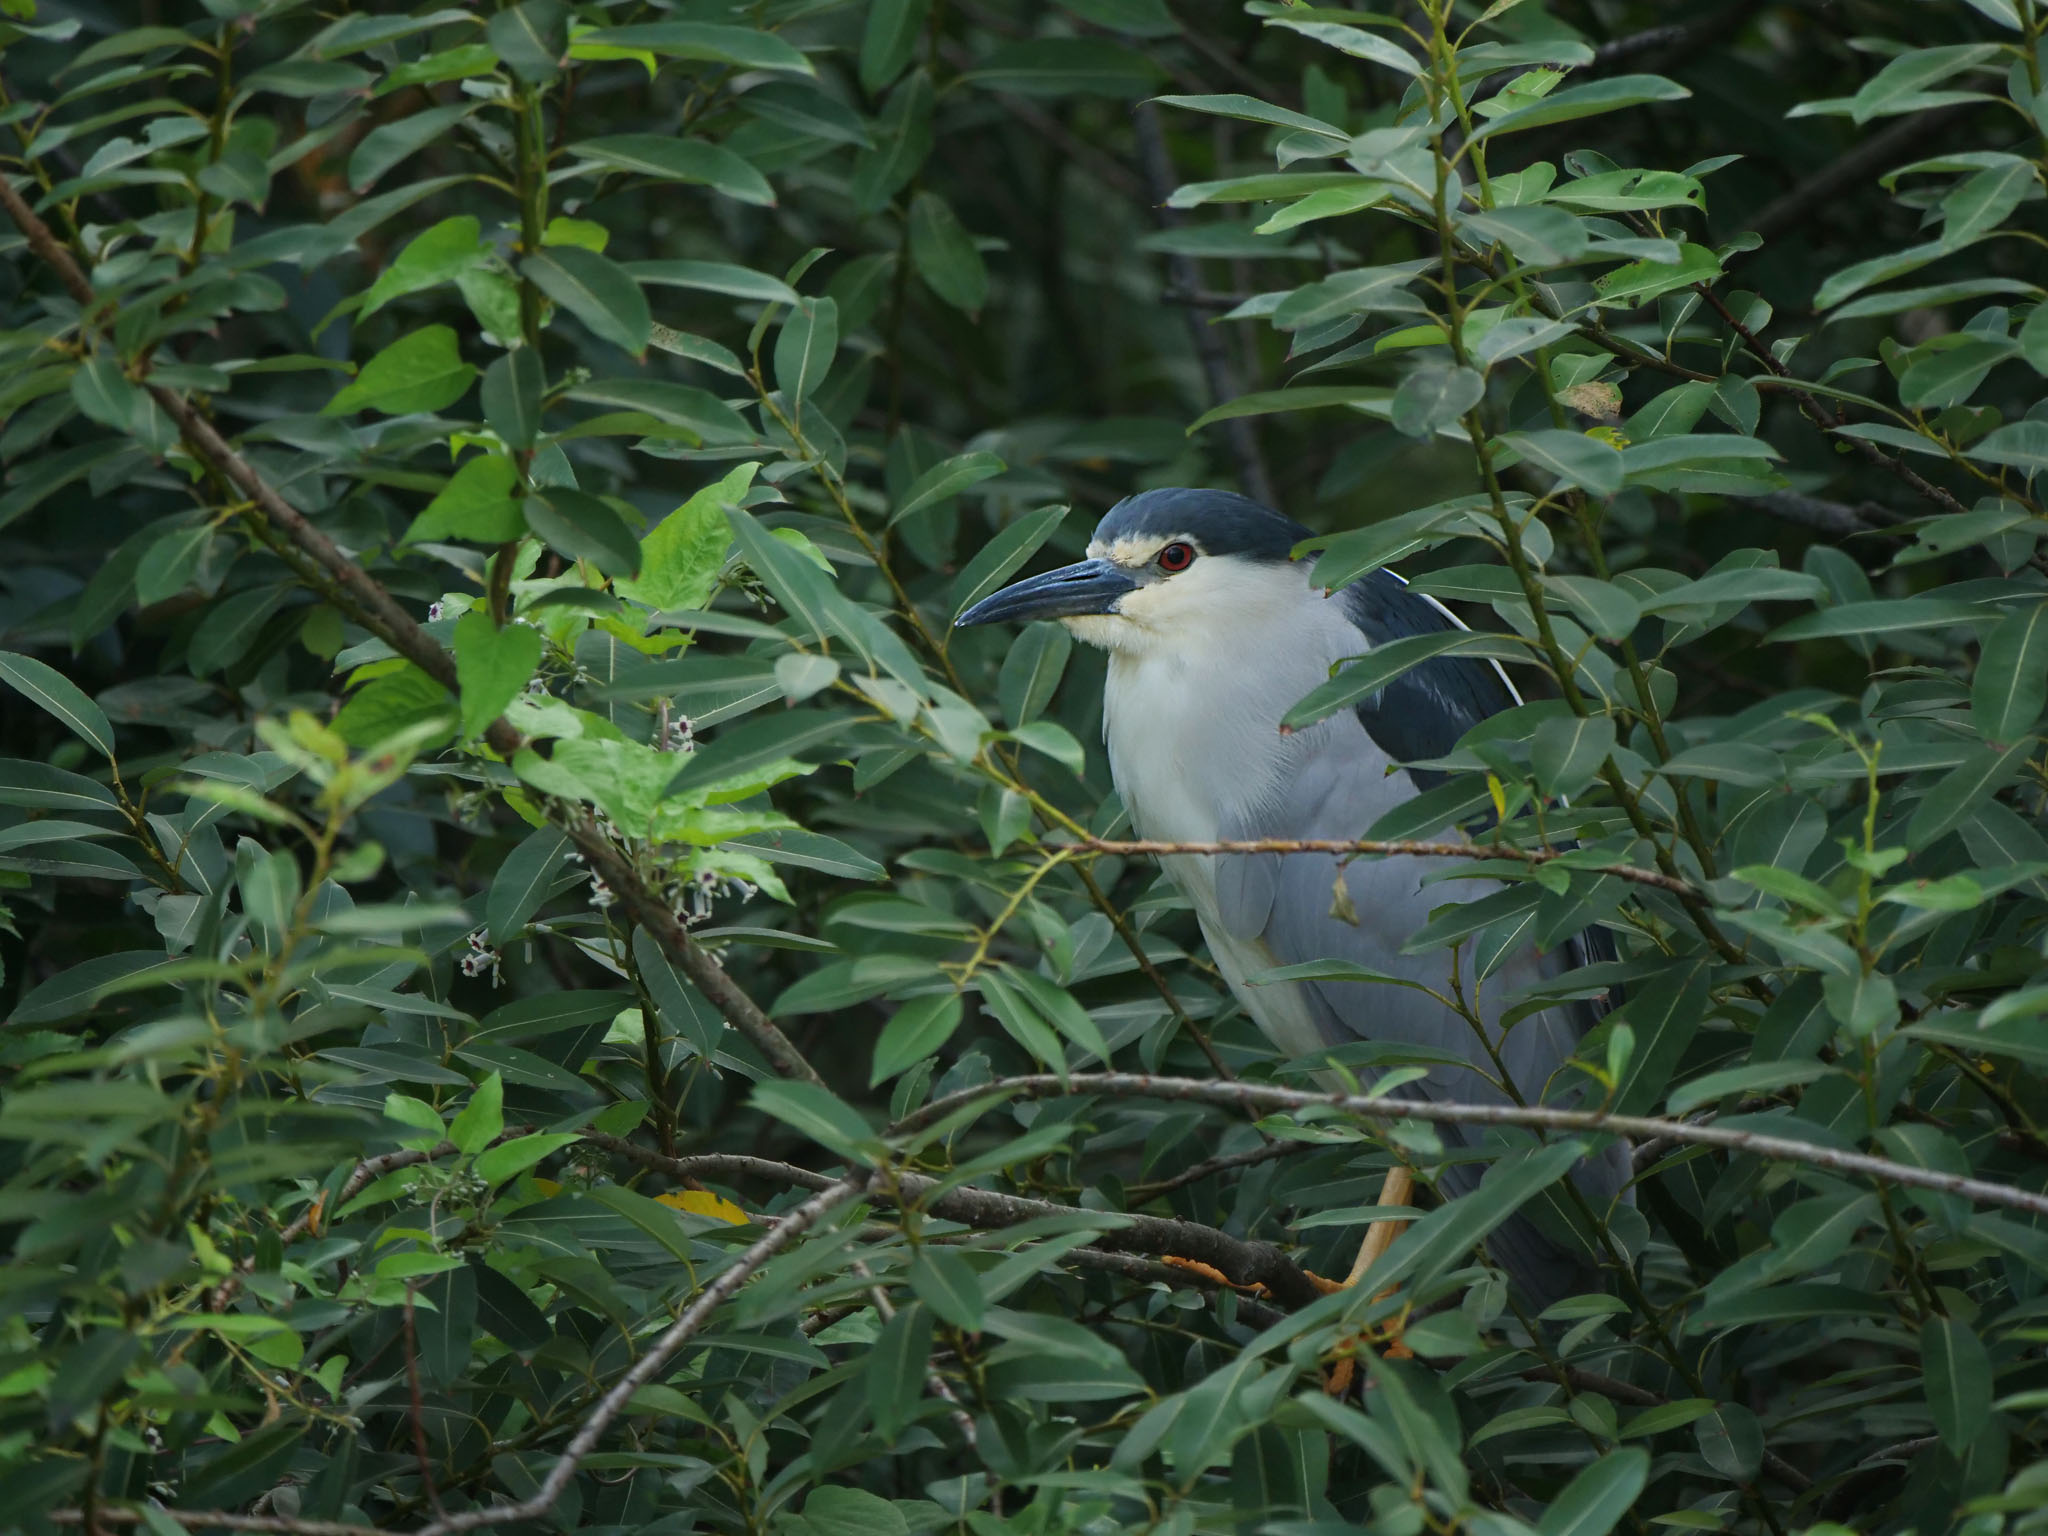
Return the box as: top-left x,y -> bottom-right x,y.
1158,1254 -> 1272,1299
1312,1292 -> 1413,1395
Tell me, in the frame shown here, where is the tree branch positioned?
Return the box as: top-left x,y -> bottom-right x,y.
892,1074 -> 2048,1220
1131,102 -> 1276,507
1074,835 -> 1697,897
585,1134 -> 1327,1309
411,1173 -> 870,1536
0,169 -> 825,1092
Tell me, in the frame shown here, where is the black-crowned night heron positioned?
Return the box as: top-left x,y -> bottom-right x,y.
958,488 -> 1629,1311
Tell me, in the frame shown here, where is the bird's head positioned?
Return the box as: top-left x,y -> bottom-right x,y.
954,489 -> 1314,655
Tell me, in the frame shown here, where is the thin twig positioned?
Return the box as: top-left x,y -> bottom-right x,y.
1131,102 -> 1276,506
891,1074 -> 2048,1220
586,1134 -> 1326,1309
0,170 -> 825,1093
411,1174 -> 870,1536
1073,835 -> 1698,897
1126,1138 -> 1311,1201
402,1285 -> 445,1516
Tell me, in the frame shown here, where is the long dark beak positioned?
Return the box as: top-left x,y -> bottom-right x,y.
956,558 -> 1138,627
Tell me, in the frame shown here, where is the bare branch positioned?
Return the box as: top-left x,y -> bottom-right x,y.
1131,102 -> 1276,507
1074,835 -> 1698,897
893,1074 -> 2048,1220
411,1174 -> 871,1536
587,1134 -> 1326,1309
0,170 -> 824,1092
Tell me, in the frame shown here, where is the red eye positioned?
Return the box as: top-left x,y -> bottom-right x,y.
1157,541 -> 1196,573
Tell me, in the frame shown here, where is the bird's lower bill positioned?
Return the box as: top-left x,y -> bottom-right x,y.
955,558 -> 1138,628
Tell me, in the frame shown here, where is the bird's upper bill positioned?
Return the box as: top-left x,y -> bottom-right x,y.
954,487 -> 1314,635
955,557 -> 1138,627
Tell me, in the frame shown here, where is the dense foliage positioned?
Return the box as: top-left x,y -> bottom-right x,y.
3,1 -> 2048,1533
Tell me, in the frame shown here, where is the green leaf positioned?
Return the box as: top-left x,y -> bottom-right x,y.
332,665 -> 457,748
1530,713 -> 1615,799
860,0 -> 929,90
1849,43 -> 2002,122
361,215 -> 488,318
998,621 -> 1071,726
750,1079 -> 877,1160
1695,1404 -> 1764,1482
908,192 -> 989,313
1973,600 -> 2048,743
1762,1193 -> 1877,1279
867,1304 -> 933,1440
524,490 -> 641,577
453,610 -> 544,742
565,378 -> 754,443
1768,598 -> 1988,641
348,102 -> 477,190
1472,75 -> 1690,140
1537,1447 -> 1649,1536
473,1132 -> 579,1187
568,134 -> 775,207
872,993 -> 962,1084
1391,361 -> 1483,438
1153,93 -> 1346,137
324,326 -> 476,417
775,297 -> 839,403
0,759 -> 119,814
1499,429 -> 1621,497
1923,1315 -> 1994,1454
1265,18 -> 1420,74
949,507 -> 1070,618
573,21 -> 814,75
668,710 -> 851,794
1372,1138 -> 1590,1296
190,585 -> 292,677
522,248 -> 652,356
968,37 -> 1163,97
481,347 -> 544,451
625,260 -> 800,305
1542,574 -> 1641,640
449,1072 -> 506,1154
1592,242 -> 1721,306
1942,159 -> 2035,250
0,651 -> 115,760
1966,419 -> 2048,473
405,453 -> 527,545
487,825 -> 573,943
488,0 -> 566,82
616,462 -> 754,612
1282,631 -> 1525,729
1458,204 -> 1589,266
889,451 -> 1005,528
1899,338 -> 2016,410
909,1248 -> 985,1328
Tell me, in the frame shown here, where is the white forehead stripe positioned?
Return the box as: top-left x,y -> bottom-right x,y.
1087,533 -> 1184,566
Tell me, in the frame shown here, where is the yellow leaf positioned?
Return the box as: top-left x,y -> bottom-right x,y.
655,1188 -> 748,1225
530,1177 -> 562,1197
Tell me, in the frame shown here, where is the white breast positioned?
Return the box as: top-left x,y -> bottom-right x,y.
1093,564 -> 1371,1060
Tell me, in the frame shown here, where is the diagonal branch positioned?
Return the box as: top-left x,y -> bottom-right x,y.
890,1073 -> 2048,1220
0,170 -> 824,1091
586,1134 -> 1326,1308
1074,835 -> 1698,897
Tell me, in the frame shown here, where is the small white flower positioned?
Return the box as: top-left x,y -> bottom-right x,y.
458,927 -> 504,986
427,602 -> 445,622
588,874 -> 616,911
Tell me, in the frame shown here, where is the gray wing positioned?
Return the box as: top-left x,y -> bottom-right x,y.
1211,577 -> 1629,1306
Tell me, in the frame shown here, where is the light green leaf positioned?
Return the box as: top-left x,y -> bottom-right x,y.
324,326 -> 476,417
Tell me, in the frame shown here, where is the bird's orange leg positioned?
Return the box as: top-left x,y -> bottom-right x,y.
1309,1165 -> 1416,1393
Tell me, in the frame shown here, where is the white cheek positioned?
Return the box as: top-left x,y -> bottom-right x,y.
1060,613 -> 1135,652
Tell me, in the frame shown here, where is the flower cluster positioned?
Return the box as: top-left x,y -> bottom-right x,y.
458,928 -> 503,986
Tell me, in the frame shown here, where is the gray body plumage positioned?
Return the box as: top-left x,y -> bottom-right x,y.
960,489 -> 1631,1308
